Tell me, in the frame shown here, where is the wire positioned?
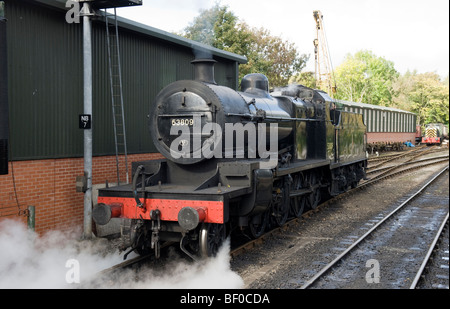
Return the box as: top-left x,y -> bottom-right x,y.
6,111 -> 22,216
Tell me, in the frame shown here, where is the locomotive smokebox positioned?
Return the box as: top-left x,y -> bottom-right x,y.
191,58 -> 217,84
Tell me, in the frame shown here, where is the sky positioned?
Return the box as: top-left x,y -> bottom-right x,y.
116,0 -> 450,78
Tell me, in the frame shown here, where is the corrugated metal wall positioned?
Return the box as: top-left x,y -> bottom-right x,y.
6,0 -> 240,160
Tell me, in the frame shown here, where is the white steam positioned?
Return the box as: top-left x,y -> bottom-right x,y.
0,220 -> 243,289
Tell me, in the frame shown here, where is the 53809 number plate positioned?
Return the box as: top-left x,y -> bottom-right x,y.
171,118 -> 194,126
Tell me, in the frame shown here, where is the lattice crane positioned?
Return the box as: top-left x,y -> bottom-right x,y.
313,10 -> 336,96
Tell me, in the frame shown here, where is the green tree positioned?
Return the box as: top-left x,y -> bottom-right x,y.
182,4 -> 308,88
334,50 -> 399,105
393,72 -> 449,125
289,71 -> 317,89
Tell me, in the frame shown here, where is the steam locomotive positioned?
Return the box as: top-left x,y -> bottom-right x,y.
93,58 -> 367,259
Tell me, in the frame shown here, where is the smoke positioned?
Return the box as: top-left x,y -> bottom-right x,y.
0,219 -> 123,288
0,219 -> 243,289
89,239 -> 244,289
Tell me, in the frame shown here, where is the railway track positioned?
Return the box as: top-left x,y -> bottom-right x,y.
366,155 -> 449,176
82,240 -> 180,287
367,145 -> 428,167
367,145 -> 443,170
413,213 -> 449,289
300,165 -> 449,289
362,155 -> 449,186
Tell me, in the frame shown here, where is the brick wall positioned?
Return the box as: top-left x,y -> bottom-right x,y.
0,153 -> 163,235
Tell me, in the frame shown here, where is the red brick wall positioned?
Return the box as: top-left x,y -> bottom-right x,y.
0,153 -> 164,235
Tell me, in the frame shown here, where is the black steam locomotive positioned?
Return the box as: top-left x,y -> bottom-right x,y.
93,58 -> 367,259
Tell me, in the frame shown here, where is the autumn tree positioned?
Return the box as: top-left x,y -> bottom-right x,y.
182,4 -> 308,88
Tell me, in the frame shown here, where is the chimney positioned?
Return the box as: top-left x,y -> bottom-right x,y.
191,58 -> 217,84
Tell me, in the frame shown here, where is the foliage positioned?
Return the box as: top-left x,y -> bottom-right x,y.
392,71 -> 449,125
182,4 -> 308,88
333,50 -> 399,106
289,71 -> 317,89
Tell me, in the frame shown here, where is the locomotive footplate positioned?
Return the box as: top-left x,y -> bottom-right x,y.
96,189 -> 234,225
95,181 -> 253,226
94,179 -> 249,259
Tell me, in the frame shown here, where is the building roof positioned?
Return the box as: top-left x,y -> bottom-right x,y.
33,0 -> 248,64
336,99 -> 416,115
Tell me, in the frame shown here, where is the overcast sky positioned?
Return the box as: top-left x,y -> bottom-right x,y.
117,0 -> 449,78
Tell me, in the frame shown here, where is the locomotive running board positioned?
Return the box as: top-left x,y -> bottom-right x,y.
275,159 -> 330,177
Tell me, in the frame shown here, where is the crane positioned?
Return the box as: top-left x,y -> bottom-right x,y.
313,10 -> 336,96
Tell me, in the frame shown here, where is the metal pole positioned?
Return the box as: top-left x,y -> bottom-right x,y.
27,206 -> 35,232
0,14 -> 9,176
82,2 -> 93,239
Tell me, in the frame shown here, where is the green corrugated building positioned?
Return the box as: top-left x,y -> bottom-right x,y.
4,0 -> 246,161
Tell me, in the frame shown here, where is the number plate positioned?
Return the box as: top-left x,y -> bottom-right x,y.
171,118 -> 194,126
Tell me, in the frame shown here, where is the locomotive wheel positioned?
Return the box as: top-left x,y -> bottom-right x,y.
248,210 -> 269,239
272,182 -> 290,227
199,223 -> 226,258
290,174 -> 306,218
307,172 -> 321,210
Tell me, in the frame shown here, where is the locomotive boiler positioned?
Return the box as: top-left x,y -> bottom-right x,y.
93,58 -> 367,259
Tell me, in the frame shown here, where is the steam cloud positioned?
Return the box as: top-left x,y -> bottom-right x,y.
0,219 -> 243,289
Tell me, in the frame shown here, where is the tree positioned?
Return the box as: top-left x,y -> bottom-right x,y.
183,4 -> 249,54
240,24 -> 309,87
182,4 -> 308,88
393,72 -> 449,125
333,50 -> 399,105
289,71 -> 317,89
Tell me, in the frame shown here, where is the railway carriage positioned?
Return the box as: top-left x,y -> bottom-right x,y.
336,100 -> 417,152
